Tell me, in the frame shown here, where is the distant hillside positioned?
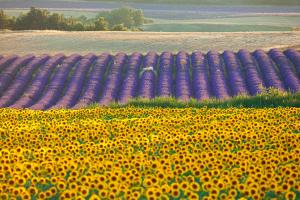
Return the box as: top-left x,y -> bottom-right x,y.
85,0 -> 300,6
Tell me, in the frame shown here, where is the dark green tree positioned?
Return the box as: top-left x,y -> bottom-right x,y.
14,13 -> 27,30
72,22 -> 85,31
48,13 -> 67,30
111,23 -> 128,31
108,7 -> 134,28
2,7 -> 145,31
95,11 -> 111,20
94,17 -> 108,31
14,7 -> 49,30
132,9 -> 144,27
77,15 -> 88,22
0,10 -> 12,29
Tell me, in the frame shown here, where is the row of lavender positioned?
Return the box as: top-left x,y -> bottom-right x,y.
0,49 -> 299,109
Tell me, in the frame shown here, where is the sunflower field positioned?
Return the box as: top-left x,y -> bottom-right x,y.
0,107 -> 299,200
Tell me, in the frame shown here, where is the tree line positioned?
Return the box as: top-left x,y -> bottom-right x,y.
0,7 -> 148,31
86,0 -> 300,5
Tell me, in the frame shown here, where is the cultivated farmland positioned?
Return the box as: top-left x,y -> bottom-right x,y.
0,1 -> 300,200
0,107 -> 299,199
0,49 -> 299,109
1,31 -> 300,55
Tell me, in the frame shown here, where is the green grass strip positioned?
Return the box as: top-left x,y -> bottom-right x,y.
85,89 -> 300,109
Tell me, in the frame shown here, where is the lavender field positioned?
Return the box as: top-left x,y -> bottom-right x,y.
0,48 -> 299,110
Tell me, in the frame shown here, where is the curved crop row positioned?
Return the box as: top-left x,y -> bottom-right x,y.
119,52 -> 142,104
0,55 -> 50,108
285,48 -> 300,78
73,53 -> 111,108
0,55 -> 35,96
238,49 -> 264,95
0,49 -> 299,109
10,54 -> 65,108
269,49 -> 300,92
29,54 -> 82,110
175,51 -> 191,101
222,50 -> 248,96
50,54 -> 97,109
207,51 -> 230,99
138,51 -> 158,99
157,51 -> 174,98
98,53 -> 127,105
191,51 -> 211,100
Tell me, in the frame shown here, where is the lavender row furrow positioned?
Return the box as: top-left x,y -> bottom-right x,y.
269,49 -> 300,92
0,55 -> 50,107
222,51 -> 248,96
0,55 -> 18,72
253,50 -> 285,91
138,51 -> 158,99
157,51 -> 174,98
207,51 -> 230,99
191,51 -> 211,100
73,53 -> 111,108
138,71 -> 156,99
29,54 -> 82,110
237,49 -> 264,95
175,51 -> 191,101
284,48 -> 300,79
51,54 -> 97,109
0,55 -> 35,96
98,53 -> 127,105
9,54 -> 65,108
119,52 -> 143,104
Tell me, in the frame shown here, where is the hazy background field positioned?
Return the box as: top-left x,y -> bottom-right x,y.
1,0 -> 300,32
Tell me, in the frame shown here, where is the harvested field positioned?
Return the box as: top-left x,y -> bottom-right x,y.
1,31 -> 300,55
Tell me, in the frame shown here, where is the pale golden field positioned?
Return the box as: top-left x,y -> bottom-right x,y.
1,31 -> 300,55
